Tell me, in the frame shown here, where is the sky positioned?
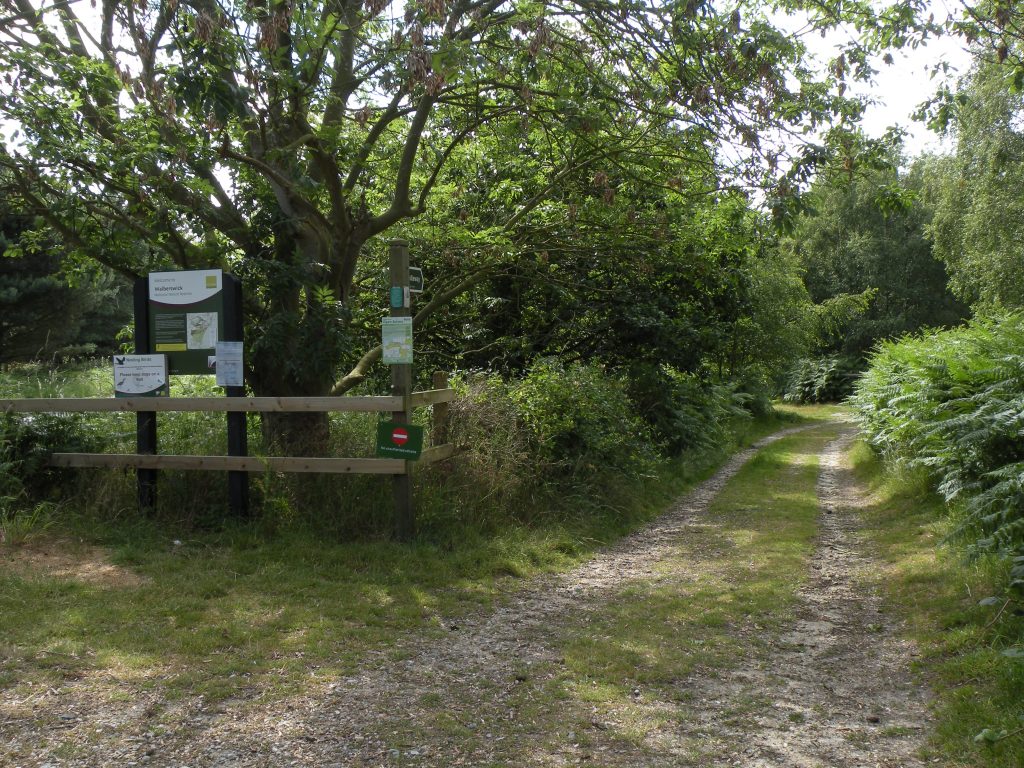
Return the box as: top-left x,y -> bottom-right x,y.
792,3 -> 976,159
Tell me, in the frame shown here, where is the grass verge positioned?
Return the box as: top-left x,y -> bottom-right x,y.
851,441 -> 1024,767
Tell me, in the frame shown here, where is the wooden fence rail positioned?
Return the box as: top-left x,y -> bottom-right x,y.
0,389 -> 456,477
0,390 -> 454,414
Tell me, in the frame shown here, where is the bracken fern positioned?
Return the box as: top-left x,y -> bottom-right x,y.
851,312 -> 1024,559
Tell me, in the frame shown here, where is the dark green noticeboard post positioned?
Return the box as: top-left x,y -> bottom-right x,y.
135,269 -> 249,518
148,269 -> 224,375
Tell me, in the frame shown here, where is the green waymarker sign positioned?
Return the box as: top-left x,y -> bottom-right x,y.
148,269 -> 224,375
376,421 -> 424,460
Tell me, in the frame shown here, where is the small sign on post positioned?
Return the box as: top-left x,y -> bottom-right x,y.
408,267 -> 424,293
381,316 -> 413,364
113,354 -> 169,398
213,341 -> 244,388
376,421 -> 424,459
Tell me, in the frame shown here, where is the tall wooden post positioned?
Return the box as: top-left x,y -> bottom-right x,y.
389,239 -> 415,541
133,278 -> 157,512
223,274 -> 249,517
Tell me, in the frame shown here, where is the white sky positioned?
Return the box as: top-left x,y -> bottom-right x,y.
854,37 -> 973,157
789,1 -> 976,159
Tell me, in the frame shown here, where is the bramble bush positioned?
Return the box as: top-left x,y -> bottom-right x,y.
507,360 -> 658,479
851,313 -> 1024,559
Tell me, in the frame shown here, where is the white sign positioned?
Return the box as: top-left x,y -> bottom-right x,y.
148,269 -> 223,305
113,354 -> 169,397
381,317 -> 413,364
214,341 -> 244,387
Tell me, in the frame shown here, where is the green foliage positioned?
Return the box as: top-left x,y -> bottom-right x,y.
626,365 -> 756,454
508,360 -> 658,480
926,59 -> 1024,310
783,159 -> 966,357
0,360 -> 787,540
851,442 -> 1024,765
0,500 -> 59,546
852,312 -> 1024,559
0,202 -> 131,363
783,355 -> 861,404
0,408 -> 102,545
0,0 -> 905,410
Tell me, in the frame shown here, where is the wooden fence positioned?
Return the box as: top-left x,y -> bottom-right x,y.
0,374 -> 455,538
0,387 -> 454,474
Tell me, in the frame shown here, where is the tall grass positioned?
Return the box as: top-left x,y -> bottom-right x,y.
851,312 -> 1024,559
1,359 -> 778,543
851,442 -> 1024,763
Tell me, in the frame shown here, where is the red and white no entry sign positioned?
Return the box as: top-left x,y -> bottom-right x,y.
376,421 -> 423,458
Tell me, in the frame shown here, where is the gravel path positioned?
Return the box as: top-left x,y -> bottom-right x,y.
2,424 -> 932,767
684,431 -> 932,767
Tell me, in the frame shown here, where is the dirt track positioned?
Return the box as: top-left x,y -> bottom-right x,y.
2,424 -> 931,767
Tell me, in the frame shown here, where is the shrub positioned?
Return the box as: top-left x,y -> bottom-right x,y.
0,412 -> 105,499
851,313 -> 1024,557
627,366 -> 754,455
782,355 -> 861,404
508,360 -> 657,479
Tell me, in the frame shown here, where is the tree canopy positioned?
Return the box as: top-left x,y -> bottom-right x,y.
785,156 -> 967,357
0,0 -> 887,404
925,58 -> 1024,309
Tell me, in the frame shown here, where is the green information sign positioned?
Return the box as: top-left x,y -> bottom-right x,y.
147,269 -> 224,375
376,421 -> 424,459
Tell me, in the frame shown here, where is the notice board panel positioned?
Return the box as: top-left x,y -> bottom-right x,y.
147,270 -> 224,375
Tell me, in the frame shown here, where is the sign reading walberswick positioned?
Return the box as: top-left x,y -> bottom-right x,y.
147,270 -> 224,375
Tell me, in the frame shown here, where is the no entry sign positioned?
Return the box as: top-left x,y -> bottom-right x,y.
376,421 -> 424,459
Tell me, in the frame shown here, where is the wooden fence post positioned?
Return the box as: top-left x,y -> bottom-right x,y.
389,239 -> 415,541
432,371 -> 449,447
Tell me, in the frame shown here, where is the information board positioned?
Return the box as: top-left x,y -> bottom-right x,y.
147,270 -> 224,375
